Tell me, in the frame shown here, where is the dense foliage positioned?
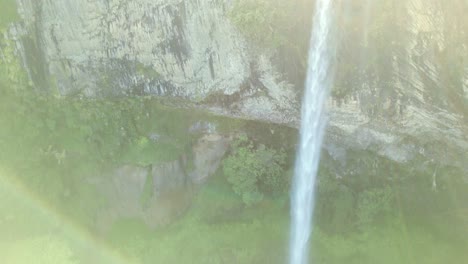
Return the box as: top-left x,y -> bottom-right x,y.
222,134 -> 288,205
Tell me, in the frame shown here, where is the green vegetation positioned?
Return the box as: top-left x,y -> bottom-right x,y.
1,31 -> 240,228
229,0 -> 294,48
3,235 -> 78,264
101,164 -> 468,264
2,160 -> 467,264
0,0 -> 18,30
106,174 -> 290,264
0,82 -> 253,225
222,134 -> 289,206
355,187 -> 393,229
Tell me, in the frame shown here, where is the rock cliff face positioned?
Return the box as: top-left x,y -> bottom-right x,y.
10,0 -> 468,170
13,0 -> 297,124
329,0 -> 467,169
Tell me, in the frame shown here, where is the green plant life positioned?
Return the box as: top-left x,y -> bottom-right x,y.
314,169 -> 357,233
329,186 -> 355,232
0,34 -> 29,90
2,235 -> 78,264
228,0 -> 294,48
256,144 -> 289,195
222,135 -> 263,206
0,0 -> 19,30
222,134 -> 288,206
356,187 -> 394,229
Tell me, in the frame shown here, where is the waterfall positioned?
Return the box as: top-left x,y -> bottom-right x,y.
289,0 -> 335,264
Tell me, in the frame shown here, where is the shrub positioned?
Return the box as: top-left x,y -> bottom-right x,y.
222,134 -> 287,206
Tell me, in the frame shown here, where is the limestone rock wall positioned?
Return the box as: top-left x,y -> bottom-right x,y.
14,0 -> 297,124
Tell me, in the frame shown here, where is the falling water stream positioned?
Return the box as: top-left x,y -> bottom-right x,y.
289,0 -> 335,264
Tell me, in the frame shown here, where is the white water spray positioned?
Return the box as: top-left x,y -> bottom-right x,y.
289,1 -> 335,264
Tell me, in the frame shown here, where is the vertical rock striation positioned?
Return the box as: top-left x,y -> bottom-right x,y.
328,0 -> 467,169
13,0 -> 297,123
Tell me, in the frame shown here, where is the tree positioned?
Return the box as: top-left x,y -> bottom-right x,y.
222,134 -> 287,206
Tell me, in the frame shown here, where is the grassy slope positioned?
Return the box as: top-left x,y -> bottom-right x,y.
105,172 -> 468,264
2,166 -> 466,264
